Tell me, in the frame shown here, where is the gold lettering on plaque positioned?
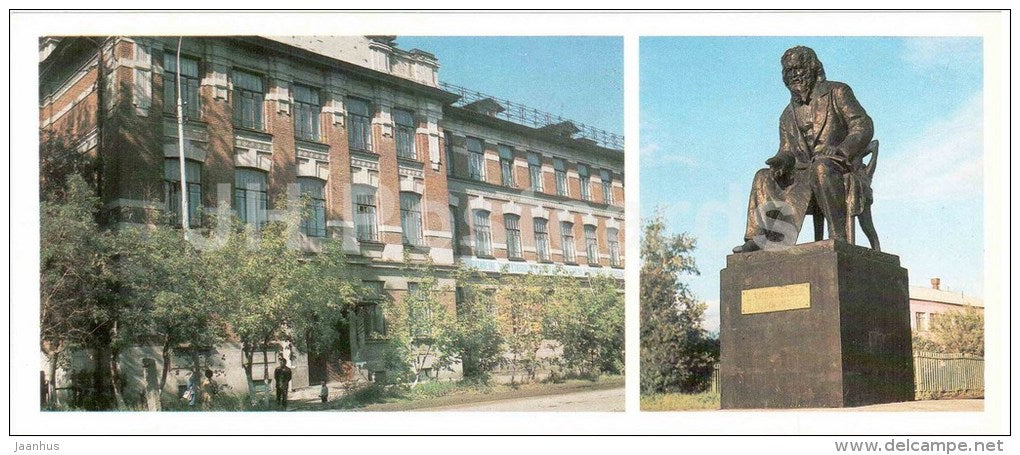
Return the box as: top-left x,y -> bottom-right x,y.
741,283 -> 811,314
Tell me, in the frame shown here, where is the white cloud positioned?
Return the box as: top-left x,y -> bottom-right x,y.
875,94 -> 983,201
901,38 -> 981,71
702,298 -> 720,334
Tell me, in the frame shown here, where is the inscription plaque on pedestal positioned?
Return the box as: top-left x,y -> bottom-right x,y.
741,283 -> 811,314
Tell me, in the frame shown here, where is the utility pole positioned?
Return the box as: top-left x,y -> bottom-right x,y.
175,37 -> 190,240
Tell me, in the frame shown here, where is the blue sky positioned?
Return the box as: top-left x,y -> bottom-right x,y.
398,36 -> 623,135
640,37 -> 984,333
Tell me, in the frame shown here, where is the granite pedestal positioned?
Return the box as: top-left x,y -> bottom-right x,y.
719,240 -> 914,409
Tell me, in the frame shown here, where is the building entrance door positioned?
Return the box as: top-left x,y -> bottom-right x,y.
307,316 -> 352,385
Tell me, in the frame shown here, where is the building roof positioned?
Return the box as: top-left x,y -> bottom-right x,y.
909,285 -> 983,308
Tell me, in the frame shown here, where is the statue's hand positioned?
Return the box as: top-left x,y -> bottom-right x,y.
766,154 -> 793,181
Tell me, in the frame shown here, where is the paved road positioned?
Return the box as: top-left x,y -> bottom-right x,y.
416,387 -> 625,412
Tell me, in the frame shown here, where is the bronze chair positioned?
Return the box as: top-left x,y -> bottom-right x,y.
812,140 -> 880,251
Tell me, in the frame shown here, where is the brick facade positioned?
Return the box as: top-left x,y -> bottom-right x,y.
39,36 -> 623,390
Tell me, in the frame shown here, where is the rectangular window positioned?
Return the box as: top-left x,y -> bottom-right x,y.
499,144 -> 515,187
400,192 -> 424,246
353,186 -> 378,242
528,152 -> 543,192
578,164 -> 591,201
298,177 -> 326,237
915,312 -> 927,331
505,214 -> 522,259
554,159 -> 568,197
164,159 -> 202,228
467,137 -> 485,181
293,84 -> 321,141
584,224 -> 599,266
608,228 -> 621,267
600,169 -> 614,204
534,218 -> 550,262
473,210 -> 492,257
163,53 -> 200,119
232,70 -> 264,130
561,221 -> 576,264
444,130 -> 454,175
347,97 -> 373,152
234,168 -> 268,229
394,108 -> 416,160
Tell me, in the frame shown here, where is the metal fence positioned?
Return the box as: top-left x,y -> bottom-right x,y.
914,351 -> 984,399
440,81 -> 624,151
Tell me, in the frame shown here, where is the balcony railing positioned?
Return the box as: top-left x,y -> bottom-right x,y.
440,82 -> 624,151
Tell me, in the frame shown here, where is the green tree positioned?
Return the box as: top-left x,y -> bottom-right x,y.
493,272 -> 547,383
291,238 -> 361,366
437,266 -> 503,380
545,272 -> 625,378
916,307 -> 984,357
208,212 -> 301,402
640,213 -> 718,394
40,174 -> 115,406
117,225 -> 226,400
375,256 -> 456,387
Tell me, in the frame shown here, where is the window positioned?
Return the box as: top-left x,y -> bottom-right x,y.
578,164 -> 591,201
353,186 -> 378,242
232,70 -> 264,130
601,169 -> 614,204
362,281 -> 386,338
347,97 -> 373,152
608,227 -> 621,267
234,168 -> 267,229
534,218 -> 550,262
400,192 -> 424,246
554,159 -> 568,197
293,84 -> 321,141
528,152 -> 543,192
473,210 -> 492,257
915,312 -> 928,331
505,214 -> 522,259
467,137 -> 485,181
163,53 -> 200,119
298,177 -> 326,237
561,221 -> 576,263
444,130 -> 454,175
499,144 -> 515,187
164,159 -> 202,228
394,108 -> 416,160
584,224 -> 599,266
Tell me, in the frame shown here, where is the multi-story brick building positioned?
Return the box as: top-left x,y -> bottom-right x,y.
39,35 -> 624,393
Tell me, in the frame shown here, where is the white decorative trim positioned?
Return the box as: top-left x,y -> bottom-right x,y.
468,196 -> 492,213
530,206 -> 550,220
104,198 -> 163,210
502,200 -> 523,217
582,213 -> 598,226
397,165 -> 425,179
606,218 -> 621,231
379,225 -> 403,234
424,230 -> 453,239
351,155 -> 379,171
40,84 -> 96,128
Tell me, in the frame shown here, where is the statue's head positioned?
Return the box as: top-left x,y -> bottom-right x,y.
781,46 -> 825,104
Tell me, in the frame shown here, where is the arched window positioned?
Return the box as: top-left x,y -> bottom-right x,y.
584,224 -> 599,266
297,177 -> 326,237
608,227 -> 621,267
504,214 -> 522,259
400,192 -> 423,246
353,185 -> 378,241
533,218 -> 550,262
561,221 -> 576,263
234,168 -> 267,229
473,210 -> 492,257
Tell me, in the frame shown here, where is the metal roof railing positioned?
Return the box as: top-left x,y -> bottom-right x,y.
440,81 -> 623,151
